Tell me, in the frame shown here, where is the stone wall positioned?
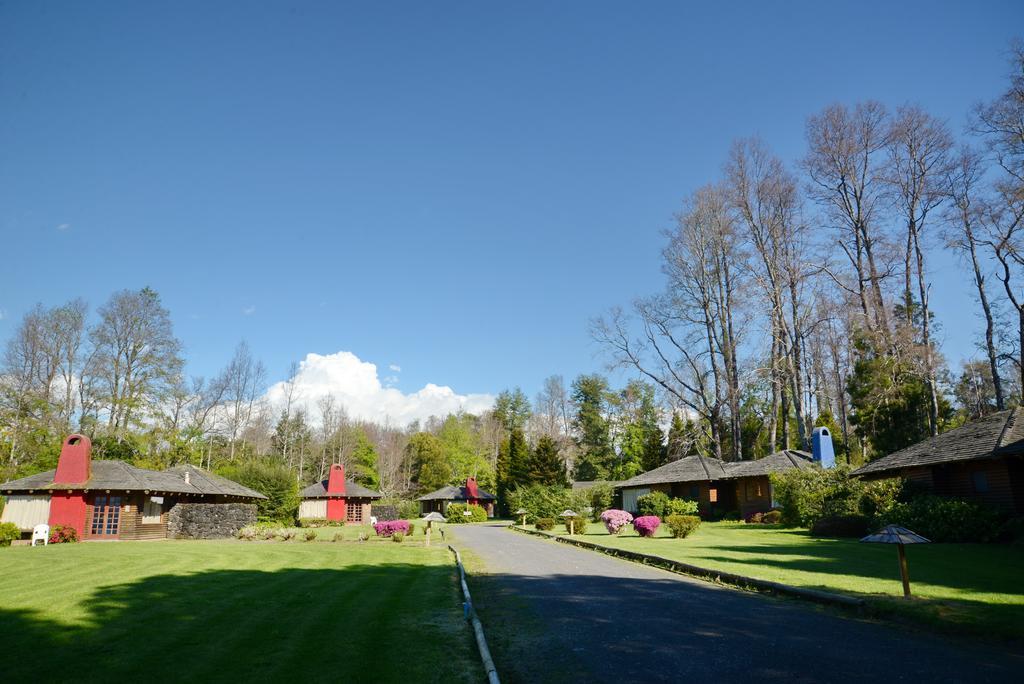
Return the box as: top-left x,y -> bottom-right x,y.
167,501 -> 256,539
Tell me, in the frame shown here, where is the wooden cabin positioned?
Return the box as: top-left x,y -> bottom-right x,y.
418,477 -> 496,517
853,409 -> 1024,514
298,464 -> 382,524
616,450 -> 814,519
0,434 -> 265,540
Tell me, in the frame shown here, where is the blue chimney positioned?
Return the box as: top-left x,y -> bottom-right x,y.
812,427 -> 835,468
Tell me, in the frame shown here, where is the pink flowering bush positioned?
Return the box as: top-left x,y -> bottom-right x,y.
600,509 -> 634,535
632,516 -> 661,538
373,520 -> 410,537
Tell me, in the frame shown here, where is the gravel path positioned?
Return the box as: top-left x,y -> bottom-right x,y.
452,523 -> 1022,683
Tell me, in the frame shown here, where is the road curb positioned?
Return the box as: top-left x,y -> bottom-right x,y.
509,525 -> 864,609
448,544 -> 501,684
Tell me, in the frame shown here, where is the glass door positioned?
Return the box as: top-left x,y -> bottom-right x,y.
91,495 -> 122,536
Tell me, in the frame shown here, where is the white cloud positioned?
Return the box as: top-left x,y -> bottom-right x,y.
56,223 -> 71,231
264,351 -> 494,427
242,305 -> 256,316
388,364 -> 401,372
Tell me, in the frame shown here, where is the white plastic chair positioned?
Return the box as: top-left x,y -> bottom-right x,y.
31,523 -> 49,547
369,515 -> 378,526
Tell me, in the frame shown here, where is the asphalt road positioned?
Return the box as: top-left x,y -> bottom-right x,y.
452,523 -> 1022,683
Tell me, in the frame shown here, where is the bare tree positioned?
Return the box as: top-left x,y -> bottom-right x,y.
87,288 -> 183,435
885,105 -> 954,434
221,341 -> 266,460
946,146 -> 1005,410
804,101 -> 894,342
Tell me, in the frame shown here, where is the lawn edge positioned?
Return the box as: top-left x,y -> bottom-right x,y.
509,525 -> 864,608
447,544 -> 501,684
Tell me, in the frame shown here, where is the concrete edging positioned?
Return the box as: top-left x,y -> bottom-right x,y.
510,525 -> 864,609
448,544 -> 501,684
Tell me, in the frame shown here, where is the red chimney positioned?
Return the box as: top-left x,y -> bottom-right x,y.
54,434 -> 92,484
49,434 -> 92,536
326,464 -> 347,522
465,476 -> 480,504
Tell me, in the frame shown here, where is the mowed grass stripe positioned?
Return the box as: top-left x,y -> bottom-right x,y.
0,541 -> 482,682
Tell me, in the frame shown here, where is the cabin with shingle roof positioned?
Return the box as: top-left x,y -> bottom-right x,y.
418,477 -> 496,517
853,408 -> 1024,513
0,434 -> 266,540
298,464 -> 382,523
616,450 -> 814,518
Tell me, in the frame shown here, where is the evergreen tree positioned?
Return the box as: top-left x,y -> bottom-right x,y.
528,435 -> 568,486
508,427 -> 531,487
571,374 -> 615,480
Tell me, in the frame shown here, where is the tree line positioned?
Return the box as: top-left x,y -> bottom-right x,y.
595,41 -> 1024,464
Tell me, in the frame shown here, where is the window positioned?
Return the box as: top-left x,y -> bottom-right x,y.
709,488 -> 718,503
91,496 -> 121,536
346,502 -> 362,522
142,498 -> 162,524
973,471 -> 990,493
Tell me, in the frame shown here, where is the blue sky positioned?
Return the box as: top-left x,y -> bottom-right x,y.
1,1 -> 1022,418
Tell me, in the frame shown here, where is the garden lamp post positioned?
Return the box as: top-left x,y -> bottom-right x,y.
860,525 -> 930,598
561,509 -> 579,535
423,512 -> 446,548
515,508 -> 528,526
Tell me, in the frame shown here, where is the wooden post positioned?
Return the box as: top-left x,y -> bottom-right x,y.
897,543 -> 911,598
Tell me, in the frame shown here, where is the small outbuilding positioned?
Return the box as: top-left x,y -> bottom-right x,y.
418,477 -> 496,517
0,434 -> 266,540
298,464 -> 382,524
853,408 -> 1024,514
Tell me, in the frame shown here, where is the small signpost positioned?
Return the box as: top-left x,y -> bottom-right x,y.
561,509 -> 579,535
860,525 -> 930,598
423,512 -> 446,548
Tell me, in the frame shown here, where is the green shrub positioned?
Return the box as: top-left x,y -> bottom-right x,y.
332,532 -> 345,542
637,491 -> 698,518
881,495 -> 1001,543
810,514 -> 871,538
277,529 -> 296,541
379,498 -> 421,520
563,517 -> 587,534
406,523 -> 416,537
667,498 -> 699,516
0,522 -> 19,547
762,510 -> 781,524
770,466 -> 880,527
297,518 -> 345,528
534,518 -> 555,531
637,491 -> 671,517
585,483 -> 615,521
391,533 -> 405,543
997,516 -> 1024,544
445,503 -> 488,523
303,530 -> 318,542
747,512 -> 764,524
666,514 -> 701,538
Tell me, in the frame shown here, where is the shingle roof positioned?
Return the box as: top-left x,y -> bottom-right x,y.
853,408 -> 1024,477
617,450 -> 814,488
724,450 -> 814,478
617,454 -> 731,488
417,484 -> 496,501
299,480 -> 383,499
0,461 -> 266,499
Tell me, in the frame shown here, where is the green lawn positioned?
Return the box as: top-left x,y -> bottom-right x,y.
0,539 -> 481,682
526,521 -> 1024,642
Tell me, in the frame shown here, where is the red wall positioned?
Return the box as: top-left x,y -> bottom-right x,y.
326,464 -> 347,520
49,492 -> 87,535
